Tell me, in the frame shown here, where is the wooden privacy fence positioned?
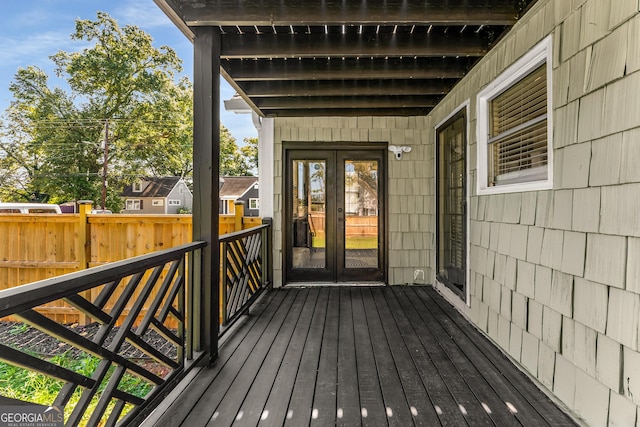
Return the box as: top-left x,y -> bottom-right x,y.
308,213 -> 378,236
0,201 -> 262,325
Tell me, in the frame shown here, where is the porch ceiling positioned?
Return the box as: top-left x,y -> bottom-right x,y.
156,0 -> 539,117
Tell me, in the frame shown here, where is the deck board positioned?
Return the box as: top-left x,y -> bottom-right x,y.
336,288 -> 361,426
151,290 -> 283,427
282,288 -> 328,426
257,288 -> 319,427
184,290 -> 295,425
408,287 -> 546,425
231,289 -> 310,426
382,287 -> 466,427
416,287 -> 577,426
146,286 -> 577,427
206,290 -> 303,426
350,288 -> 388,427
371,289 -> 442,426
392,287 -> 495,426
310,287 -> 340,426
400,287 -> 525,425
361,288 -> 414,426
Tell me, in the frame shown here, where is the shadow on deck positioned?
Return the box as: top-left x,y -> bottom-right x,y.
143,286 -> 576,426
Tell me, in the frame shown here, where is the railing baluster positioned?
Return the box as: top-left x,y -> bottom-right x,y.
178,254 -> 186,362
0,241 -> 207,425
219,224 -> 271,332
0,220 -> 273,425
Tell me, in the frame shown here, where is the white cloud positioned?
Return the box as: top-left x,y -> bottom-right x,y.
114,0 -> 175,29
0,31 -> 76,68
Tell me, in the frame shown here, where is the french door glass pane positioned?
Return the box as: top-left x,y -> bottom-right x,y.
292,160 -> 326,269
344,160 -> 378,269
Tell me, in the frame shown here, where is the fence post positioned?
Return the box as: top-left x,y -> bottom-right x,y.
77,200 -> 93,325
77,200 -> 93,269
234,201 -> 245,231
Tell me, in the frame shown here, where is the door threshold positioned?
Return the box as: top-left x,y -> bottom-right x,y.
285,281 -> 386,287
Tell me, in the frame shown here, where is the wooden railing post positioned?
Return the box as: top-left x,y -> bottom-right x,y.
234,201 -> 245,231
262,217 -> 273,289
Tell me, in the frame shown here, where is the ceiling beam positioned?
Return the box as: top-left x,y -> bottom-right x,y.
263,107 -> 433,117
179,0 -> 521,26
220,33 -> 488,58
239,79 -> 454,97
253,96 -> 440,110
224,57 -> 472,81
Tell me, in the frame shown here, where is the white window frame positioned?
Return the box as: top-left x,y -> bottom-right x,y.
249,198 -> 259,210
152,199 -> 164,207
126,199 -> 141,210
132,182 -> 142,193
168,199 -> 181,206
221,198 -> 233,214
477,35 -> 553,195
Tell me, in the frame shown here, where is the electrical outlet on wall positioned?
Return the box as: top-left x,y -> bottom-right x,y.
413,269 -> 425,284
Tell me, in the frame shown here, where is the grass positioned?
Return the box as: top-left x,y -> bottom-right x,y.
0,351 -> 153,426
345,236 -> 378,249
312,233 -> 378,249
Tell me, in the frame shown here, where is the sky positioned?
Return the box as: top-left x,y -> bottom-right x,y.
0,0 -> 257,143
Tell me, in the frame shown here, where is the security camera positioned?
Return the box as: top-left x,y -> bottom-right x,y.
388,145 -> 412,160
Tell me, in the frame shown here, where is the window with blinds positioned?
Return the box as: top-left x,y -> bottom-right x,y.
488,63 -> 547,186
476,35 -> 552,195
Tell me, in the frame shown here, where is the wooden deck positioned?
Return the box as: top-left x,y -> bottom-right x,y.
143,286 -> 576,426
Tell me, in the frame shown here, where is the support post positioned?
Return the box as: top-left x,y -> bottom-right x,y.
192,26 -> 221,362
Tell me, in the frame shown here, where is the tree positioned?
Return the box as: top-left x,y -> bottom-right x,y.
0,12 -> 190,209
241,137 -> 258,172
219,125 -> 253,176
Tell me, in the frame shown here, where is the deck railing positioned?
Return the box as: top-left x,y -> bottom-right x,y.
0,242 -> 205,426
220,221 -> 272,332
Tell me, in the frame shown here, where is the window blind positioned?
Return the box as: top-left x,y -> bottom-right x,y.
488,63 -> 547,186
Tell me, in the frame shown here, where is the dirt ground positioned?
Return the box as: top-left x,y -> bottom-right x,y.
0,321 -> 178,360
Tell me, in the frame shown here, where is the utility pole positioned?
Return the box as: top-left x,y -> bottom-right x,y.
101,120 -> 109,210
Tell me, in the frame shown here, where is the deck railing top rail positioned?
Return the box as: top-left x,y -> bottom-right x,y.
0,242 -> 206,319
0,241 -> 206,426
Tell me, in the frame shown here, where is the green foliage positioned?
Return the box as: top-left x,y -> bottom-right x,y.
241,136 -> 258,172
0,351 -> 153,425
220,125 -> 254,176
0,12 -> 255,206
9,322 -> 29,335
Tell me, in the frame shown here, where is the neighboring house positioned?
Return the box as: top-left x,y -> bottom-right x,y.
219,176 -> 259,217
121,177 -> 193,214
161,0 -> 640,424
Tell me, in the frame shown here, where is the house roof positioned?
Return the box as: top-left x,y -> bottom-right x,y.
155,0 -> 539,117
122,177 -> 184,198
219,176 -> 258,199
